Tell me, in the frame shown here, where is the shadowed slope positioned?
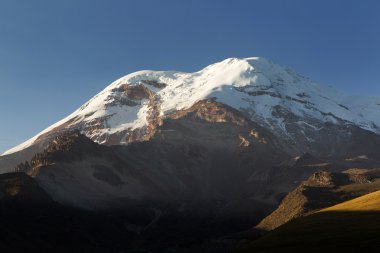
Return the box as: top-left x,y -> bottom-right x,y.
255,169 -> 380,231
239,190 -> 380,253
0,172 -> 133,253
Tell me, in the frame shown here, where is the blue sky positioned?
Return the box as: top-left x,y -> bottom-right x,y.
0,0 -> 379,153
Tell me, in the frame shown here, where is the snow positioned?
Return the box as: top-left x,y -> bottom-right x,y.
2,57 -> 380,156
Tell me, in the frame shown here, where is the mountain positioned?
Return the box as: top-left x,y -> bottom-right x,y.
1,57 -> 380,252
12,129 -> 281,252
2,57 -> 380,173
14,122 -> 280,211
256,168 -> 380,231
0,172 -> 132,252
239,190 -> 380,253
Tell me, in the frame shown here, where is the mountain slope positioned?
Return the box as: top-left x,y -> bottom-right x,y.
2,57 -> 380,166
14,101 -> 288,211
1,57 -> 380,252
10,117 -> 286,251
239,190 -> 380,253
256,168 -> 380,231
0,172 -> 133,253
11,111 -> 380,252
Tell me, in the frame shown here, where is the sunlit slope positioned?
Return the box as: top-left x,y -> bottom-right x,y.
239,190 -> 380,253
321,190 -> 380,212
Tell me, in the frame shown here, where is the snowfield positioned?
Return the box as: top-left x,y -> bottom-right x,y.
3,57 -> 380,156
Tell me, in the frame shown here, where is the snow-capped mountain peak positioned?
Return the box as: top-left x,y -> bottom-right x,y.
3,57 -> 380,156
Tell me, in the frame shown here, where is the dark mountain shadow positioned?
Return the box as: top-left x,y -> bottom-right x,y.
0,172 -> 133,253
239,210 -> 380,253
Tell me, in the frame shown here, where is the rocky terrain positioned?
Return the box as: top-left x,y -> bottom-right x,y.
256,168 -> 380,231
239,190 -> 380,253
1,57 -> 380,252
7,125 -> 380,252
2,57 -> 380,172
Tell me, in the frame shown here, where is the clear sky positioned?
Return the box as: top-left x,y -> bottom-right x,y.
0,0 -> 379,153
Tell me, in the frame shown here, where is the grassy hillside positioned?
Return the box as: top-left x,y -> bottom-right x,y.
322,189 -> 380,212
239,190 -> 380,253
256,169 -> 380,232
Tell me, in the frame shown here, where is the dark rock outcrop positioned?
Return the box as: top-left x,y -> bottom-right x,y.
256,169 -> 380,231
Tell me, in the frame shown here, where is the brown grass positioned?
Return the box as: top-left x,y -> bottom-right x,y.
238,190 -> 380,253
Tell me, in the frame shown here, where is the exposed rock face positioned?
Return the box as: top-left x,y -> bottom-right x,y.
36,81 -> 164,147
15,102 -> 288,211
5,106 -> 289,251
8,101 -> 379,251
239,192 -> 380,253
256,168 -> 380,231
15,130 -> 102,176
1,57 -> 380,252
6,99 -> 380,217
2,57 -> 380,173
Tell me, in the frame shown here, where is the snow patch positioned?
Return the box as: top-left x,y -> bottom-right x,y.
3,57 -> 380,156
